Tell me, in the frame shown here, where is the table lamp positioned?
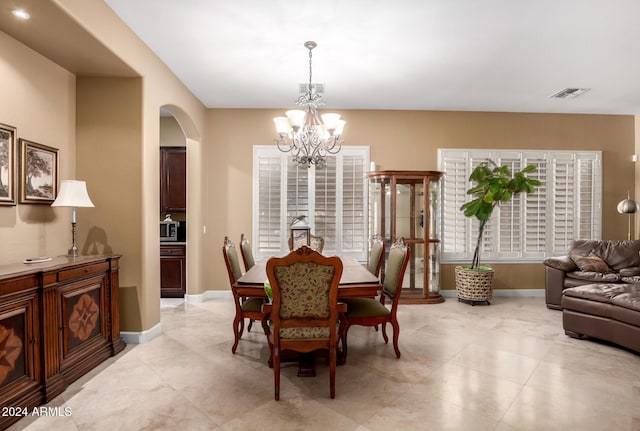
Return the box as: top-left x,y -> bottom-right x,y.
51,180 -> 95,256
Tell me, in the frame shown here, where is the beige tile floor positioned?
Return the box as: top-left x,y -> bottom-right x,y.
8,295 -> 640,431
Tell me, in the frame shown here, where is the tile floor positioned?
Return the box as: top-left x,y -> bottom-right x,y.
8,295 -> 640,431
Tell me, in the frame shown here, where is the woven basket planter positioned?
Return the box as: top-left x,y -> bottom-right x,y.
454,265 -> 494,305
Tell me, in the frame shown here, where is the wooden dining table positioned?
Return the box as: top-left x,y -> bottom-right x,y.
233,255 -> 381,375
233,256 -> 381,298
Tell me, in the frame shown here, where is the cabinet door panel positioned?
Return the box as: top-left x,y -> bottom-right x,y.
160,147 -> 186,212
59,277 -> 106,357
160,256 -> 185,298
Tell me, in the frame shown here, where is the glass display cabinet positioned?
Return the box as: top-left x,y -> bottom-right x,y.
366,170 -> 444,304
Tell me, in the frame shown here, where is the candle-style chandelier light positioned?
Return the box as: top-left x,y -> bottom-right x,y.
273,41 -> 345,167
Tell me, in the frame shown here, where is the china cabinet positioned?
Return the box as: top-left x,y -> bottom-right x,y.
366,170 -> 444,303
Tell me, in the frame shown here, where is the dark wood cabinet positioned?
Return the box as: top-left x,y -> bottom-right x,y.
0,256 -> 124,430
160,146 -> 187,213
160,244 -> 186,298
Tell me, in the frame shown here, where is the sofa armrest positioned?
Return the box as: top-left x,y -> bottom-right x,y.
545,266 -> 566,310
543,255 -> 578,272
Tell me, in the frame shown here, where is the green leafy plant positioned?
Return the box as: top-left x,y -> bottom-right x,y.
460,160 -> 541,270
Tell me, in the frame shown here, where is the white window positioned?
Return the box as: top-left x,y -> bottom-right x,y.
437,149 -> 602,263
253,146 -> 370,261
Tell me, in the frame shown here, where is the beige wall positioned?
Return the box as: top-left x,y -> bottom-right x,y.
0,31 -> 76,261
204,109 -> 635,292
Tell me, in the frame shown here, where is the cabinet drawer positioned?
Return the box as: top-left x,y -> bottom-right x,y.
57,262 -> 110,282
160,245 -> 185,256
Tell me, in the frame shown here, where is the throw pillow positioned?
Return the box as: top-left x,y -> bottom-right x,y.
570,254 -> 611,273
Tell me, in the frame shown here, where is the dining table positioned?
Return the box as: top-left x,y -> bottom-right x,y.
233,255 -> 381,375
233,255 -> 381,298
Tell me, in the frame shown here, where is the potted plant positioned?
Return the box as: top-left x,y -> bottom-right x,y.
455,160 -> 541,305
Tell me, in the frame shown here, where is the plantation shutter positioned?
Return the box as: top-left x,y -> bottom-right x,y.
522,153 -> 548,258
340,153 -> 367,258
437,149 -> 601,262
253,146 -> 369,260
254,149 -> 284,258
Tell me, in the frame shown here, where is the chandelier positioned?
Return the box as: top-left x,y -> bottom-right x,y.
273,41 -> 345,167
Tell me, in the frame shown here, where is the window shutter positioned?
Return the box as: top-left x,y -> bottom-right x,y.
341,154 -> 367,257
254,146 -> 370,260
254,148 -> 283,259
438,149 -> 601,262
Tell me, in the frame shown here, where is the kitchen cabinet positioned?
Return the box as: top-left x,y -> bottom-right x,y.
367,170 -> 444,304
160,147 -> 186,213
160,244 -> 186,298
0,255 -> 124,430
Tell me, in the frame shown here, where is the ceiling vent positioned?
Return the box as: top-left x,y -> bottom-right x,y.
298,83 -> 324,95
549,88 -> 590,99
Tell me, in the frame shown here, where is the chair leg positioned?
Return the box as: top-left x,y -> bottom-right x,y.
274,346 -> 280,401
329,344 -> 336,399
232,315 -> 242,353
381,321 -> 389,344
339,324 -> 350,365
391,319 -> 401,358
262,319 -> 274,368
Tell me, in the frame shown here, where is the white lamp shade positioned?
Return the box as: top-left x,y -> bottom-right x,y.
51,180 -> 95,208
285,110 -> 306,129
273,117 -> 292,135
320,113 -> 341,133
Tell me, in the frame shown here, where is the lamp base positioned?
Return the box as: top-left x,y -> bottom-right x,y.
67,247 -> 80,257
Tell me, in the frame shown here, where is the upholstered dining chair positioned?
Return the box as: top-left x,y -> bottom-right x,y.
340,238 -> 410,363
287,233 -> 324,254
367,236 -> 385,278
222,236 -> 268,353
309,234 -> 324,254
263,246 -> 344,400
240,233 -> 255,271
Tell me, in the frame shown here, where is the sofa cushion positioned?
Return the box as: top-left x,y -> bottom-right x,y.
565,271 -> 620,283
543,255 -> 578,272
570,240 -> 640,271
562,283 -> 628,302
570,254 -> 611,273
619,267 -> 640,277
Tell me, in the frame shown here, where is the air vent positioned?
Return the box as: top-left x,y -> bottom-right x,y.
549,88 -> 590,99
298,83 -> 324,94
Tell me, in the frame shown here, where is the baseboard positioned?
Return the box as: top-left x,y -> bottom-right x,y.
120,322 -> 162,344
441,289 -> 545,298
185,290 -> 232,303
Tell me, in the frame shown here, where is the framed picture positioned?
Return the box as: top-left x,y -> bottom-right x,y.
0,123 -> 17,205
19,139 -> 58,204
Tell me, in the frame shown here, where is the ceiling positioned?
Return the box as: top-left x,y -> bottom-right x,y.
4,1 -> 640,115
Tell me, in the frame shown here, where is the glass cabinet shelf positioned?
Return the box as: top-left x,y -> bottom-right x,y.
367,170 -> 444,304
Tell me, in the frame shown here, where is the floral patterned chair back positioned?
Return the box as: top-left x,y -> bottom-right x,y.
265,246 -> 344,399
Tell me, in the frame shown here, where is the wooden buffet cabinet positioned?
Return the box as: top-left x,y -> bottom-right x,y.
0,255 -> 125,429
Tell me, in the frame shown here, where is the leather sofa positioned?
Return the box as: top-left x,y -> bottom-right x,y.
543,239 -> 640,309
543,239 -> 640,354
561,283 -> 640,354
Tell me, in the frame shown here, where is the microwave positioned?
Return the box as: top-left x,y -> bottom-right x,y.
160,220 -> 179,241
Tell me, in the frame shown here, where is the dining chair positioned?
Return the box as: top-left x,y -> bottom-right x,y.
310,234 -> 324,253
263,246 -> 344,400
339,238 -> 410,363
240,233 -> 255,271
222,236 -> 268,353
367,236 -> 385,278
